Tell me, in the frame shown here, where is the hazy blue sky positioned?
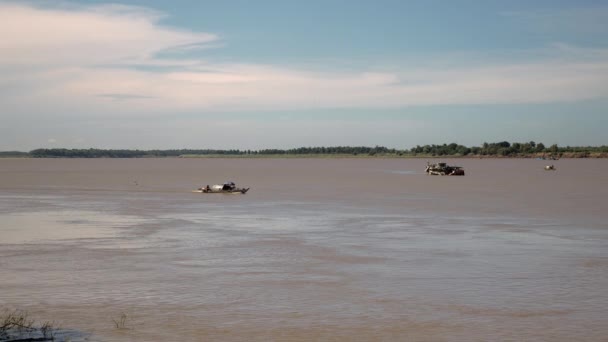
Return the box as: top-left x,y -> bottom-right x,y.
1,0 -> 607,150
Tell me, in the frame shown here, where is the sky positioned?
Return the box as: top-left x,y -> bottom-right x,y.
1,0 -> 607,150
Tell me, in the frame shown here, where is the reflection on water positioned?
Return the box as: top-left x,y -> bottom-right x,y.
1,158 -> 607,341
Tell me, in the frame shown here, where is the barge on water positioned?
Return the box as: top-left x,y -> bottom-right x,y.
193,181 -> 250,194
425,162 -> 465,176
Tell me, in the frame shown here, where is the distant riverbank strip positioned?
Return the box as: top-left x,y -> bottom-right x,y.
2,142 -> 607,158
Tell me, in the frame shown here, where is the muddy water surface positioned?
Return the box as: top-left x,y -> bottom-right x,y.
1,158 -> 607,341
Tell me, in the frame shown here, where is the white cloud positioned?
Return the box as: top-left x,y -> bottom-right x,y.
0,2 -> 607,119
0,2 -> 215,67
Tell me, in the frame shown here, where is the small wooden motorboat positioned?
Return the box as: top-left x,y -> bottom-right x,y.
425,162 -> 465,176
193,181 -> 250,194
544,165 -> 556,171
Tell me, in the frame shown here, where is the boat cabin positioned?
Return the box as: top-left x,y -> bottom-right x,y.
222,181 -> 236,190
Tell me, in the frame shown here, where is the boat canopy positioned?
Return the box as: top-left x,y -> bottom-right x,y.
222,181 -> 236,190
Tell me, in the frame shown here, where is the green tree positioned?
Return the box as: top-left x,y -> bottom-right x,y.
550,144 -> 559,154
536,143 -> 545,152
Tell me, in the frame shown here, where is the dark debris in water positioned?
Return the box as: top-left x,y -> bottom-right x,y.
1,328 -> 90,342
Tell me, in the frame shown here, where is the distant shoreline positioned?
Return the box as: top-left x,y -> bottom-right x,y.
2,143 -> 607,159
1,153 -> 607,159
177,153 -> 607,159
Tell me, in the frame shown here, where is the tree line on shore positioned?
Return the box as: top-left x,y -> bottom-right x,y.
0,141 -> 608,158
1,141 -> 603,158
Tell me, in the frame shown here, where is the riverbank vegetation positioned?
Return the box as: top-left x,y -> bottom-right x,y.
0,151 -> 30,158
0,309 -> 55,341
2,142 -> 607,158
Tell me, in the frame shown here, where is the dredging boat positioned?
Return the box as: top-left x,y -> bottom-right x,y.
193,181 -> 250,194
425,162 -> 465,176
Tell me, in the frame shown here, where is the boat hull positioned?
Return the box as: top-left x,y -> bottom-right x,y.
427,170 -> 465,176
192,188 -> 250,194
425,163 -> 465,176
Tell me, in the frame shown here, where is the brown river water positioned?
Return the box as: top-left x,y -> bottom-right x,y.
1,158 -> 607,341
